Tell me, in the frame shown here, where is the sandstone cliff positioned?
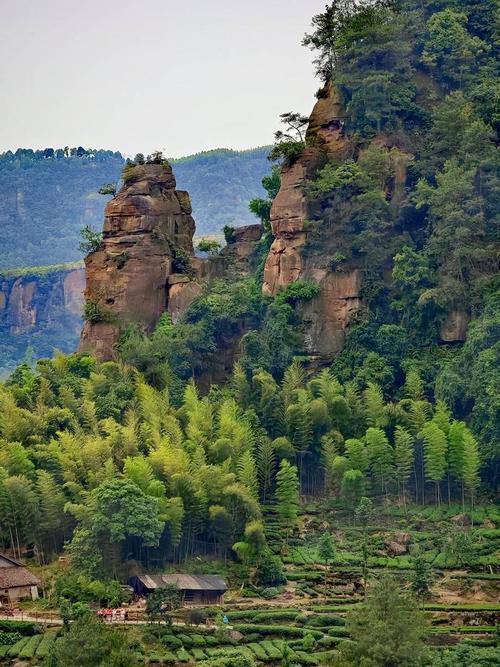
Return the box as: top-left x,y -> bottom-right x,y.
79,161 -> 205,361
262,84 -> 468,358
262,84 -> 364,359
0,264 -> 84,375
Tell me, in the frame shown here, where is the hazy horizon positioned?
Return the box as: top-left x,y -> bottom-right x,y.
0,0 -> 326,158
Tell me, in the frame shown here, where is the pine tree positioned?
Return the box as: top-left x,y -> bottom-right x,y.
281,360 -> 305,407
393,426 -> 414,506
231,362 -> 252,410
321,435 -> 338,497
404,368 -> 424,402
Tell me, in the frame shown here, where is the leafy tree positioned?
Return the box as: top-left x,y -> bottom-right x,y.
411,555 -> 433,609
97,183 -> 117,197
78,225 -> 103,255
145,584 -> 182,623
343,575 -> 428,667
196,239 -> 221,255
420,422 -> 448,505
49,613 -> 139,667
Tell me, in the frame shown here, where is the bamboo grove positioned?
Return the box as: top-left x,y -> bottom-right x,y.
0,353 -> 481,574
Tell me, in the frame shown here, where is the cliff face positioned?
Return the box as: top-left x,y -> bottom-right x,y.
79,162 -> 202,360
263,85 -> 363,359
0,266 -> 84,336
0,265 -> 84,375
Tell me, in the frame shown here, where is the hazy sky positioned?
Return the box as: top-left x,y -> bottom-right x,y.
0,0 -> 326,157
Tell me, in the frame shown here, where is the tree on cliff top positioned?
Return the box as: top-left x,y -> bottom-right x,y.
303,0 -> 394,80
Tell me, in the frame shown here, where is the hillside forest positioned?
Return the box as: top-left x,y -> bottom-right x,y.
0,147 -> 269,270
0,1 -> 498,666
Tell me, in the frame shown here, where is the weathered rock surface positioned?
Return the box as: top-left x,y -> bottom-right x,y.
220,223 -> 264,278
262,83 -> 363,357
80,162 -> 199,361
440,310 -> 469,342
0,264 -> 85,375
0,266 -> 84,336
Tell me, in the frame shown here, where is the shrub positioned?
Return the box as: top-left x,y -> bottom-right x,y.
223,225 -> 235,244
176,647 -> 191,662
255,554 -> 287,587
79,225 -> 103,255
0,631 -> 22,645
161,635 -> 183,649
188,608 -> 208,626
172,247 -> 194,276
248,643 -> 268,660
83,299 -> 109,324
0,621 -> 39,636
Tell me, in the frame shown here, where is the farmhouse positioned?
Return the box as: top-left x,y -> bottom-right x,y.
131,574 -> 227,605
0,554 -> 40,602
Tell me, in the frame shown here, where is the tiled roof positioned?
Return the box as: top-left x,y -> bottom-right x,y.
0,566 -> 40,589
137,574 -> 227,591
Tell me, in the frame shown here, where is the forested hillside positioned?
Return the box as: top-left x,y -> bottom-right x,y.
0,1 -> 498,666
0,147 -> 269,270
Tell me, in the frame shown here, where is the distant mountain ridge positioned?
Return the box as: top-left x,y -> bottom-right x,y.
0,146 -> 271,270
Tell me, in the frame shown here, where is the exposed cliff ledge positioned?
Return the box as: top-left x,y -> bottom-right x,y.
80,162 -> 201,361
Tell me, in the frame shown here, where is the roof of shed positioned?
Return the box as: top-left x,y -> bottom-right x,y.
136,574 -> 227,591
0,566 -> 40,589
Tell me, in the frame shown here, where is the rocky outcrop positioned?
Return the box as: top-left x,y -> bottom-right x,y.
299,269 -> 362,358
262,84 -> 363,358
440,310 -> 469,342
220,224 -> 264,278
79,162 -> 201,361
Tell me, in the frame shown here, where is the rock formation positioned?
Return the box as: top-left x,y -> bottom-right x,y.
219,224 -> 264,279
262,84 -> 363,359
79,161 -> 201,361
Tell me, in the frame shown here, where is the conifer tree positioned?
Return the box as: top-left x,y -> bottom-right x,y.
404,368 -> 424,402
281,360 -> 305,407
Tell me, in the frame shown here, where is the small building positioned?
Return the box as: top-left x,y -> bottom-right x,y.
131,574 -> 227,605
0,554 -> 40,603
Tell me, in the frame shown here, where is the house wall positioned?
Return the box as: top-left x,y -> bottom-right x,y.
0,585 -> 38,601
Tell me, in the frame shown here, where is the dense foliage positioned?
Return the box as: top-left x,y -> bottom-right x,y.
298,0 -> 499,480
0,149 -> 123,269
